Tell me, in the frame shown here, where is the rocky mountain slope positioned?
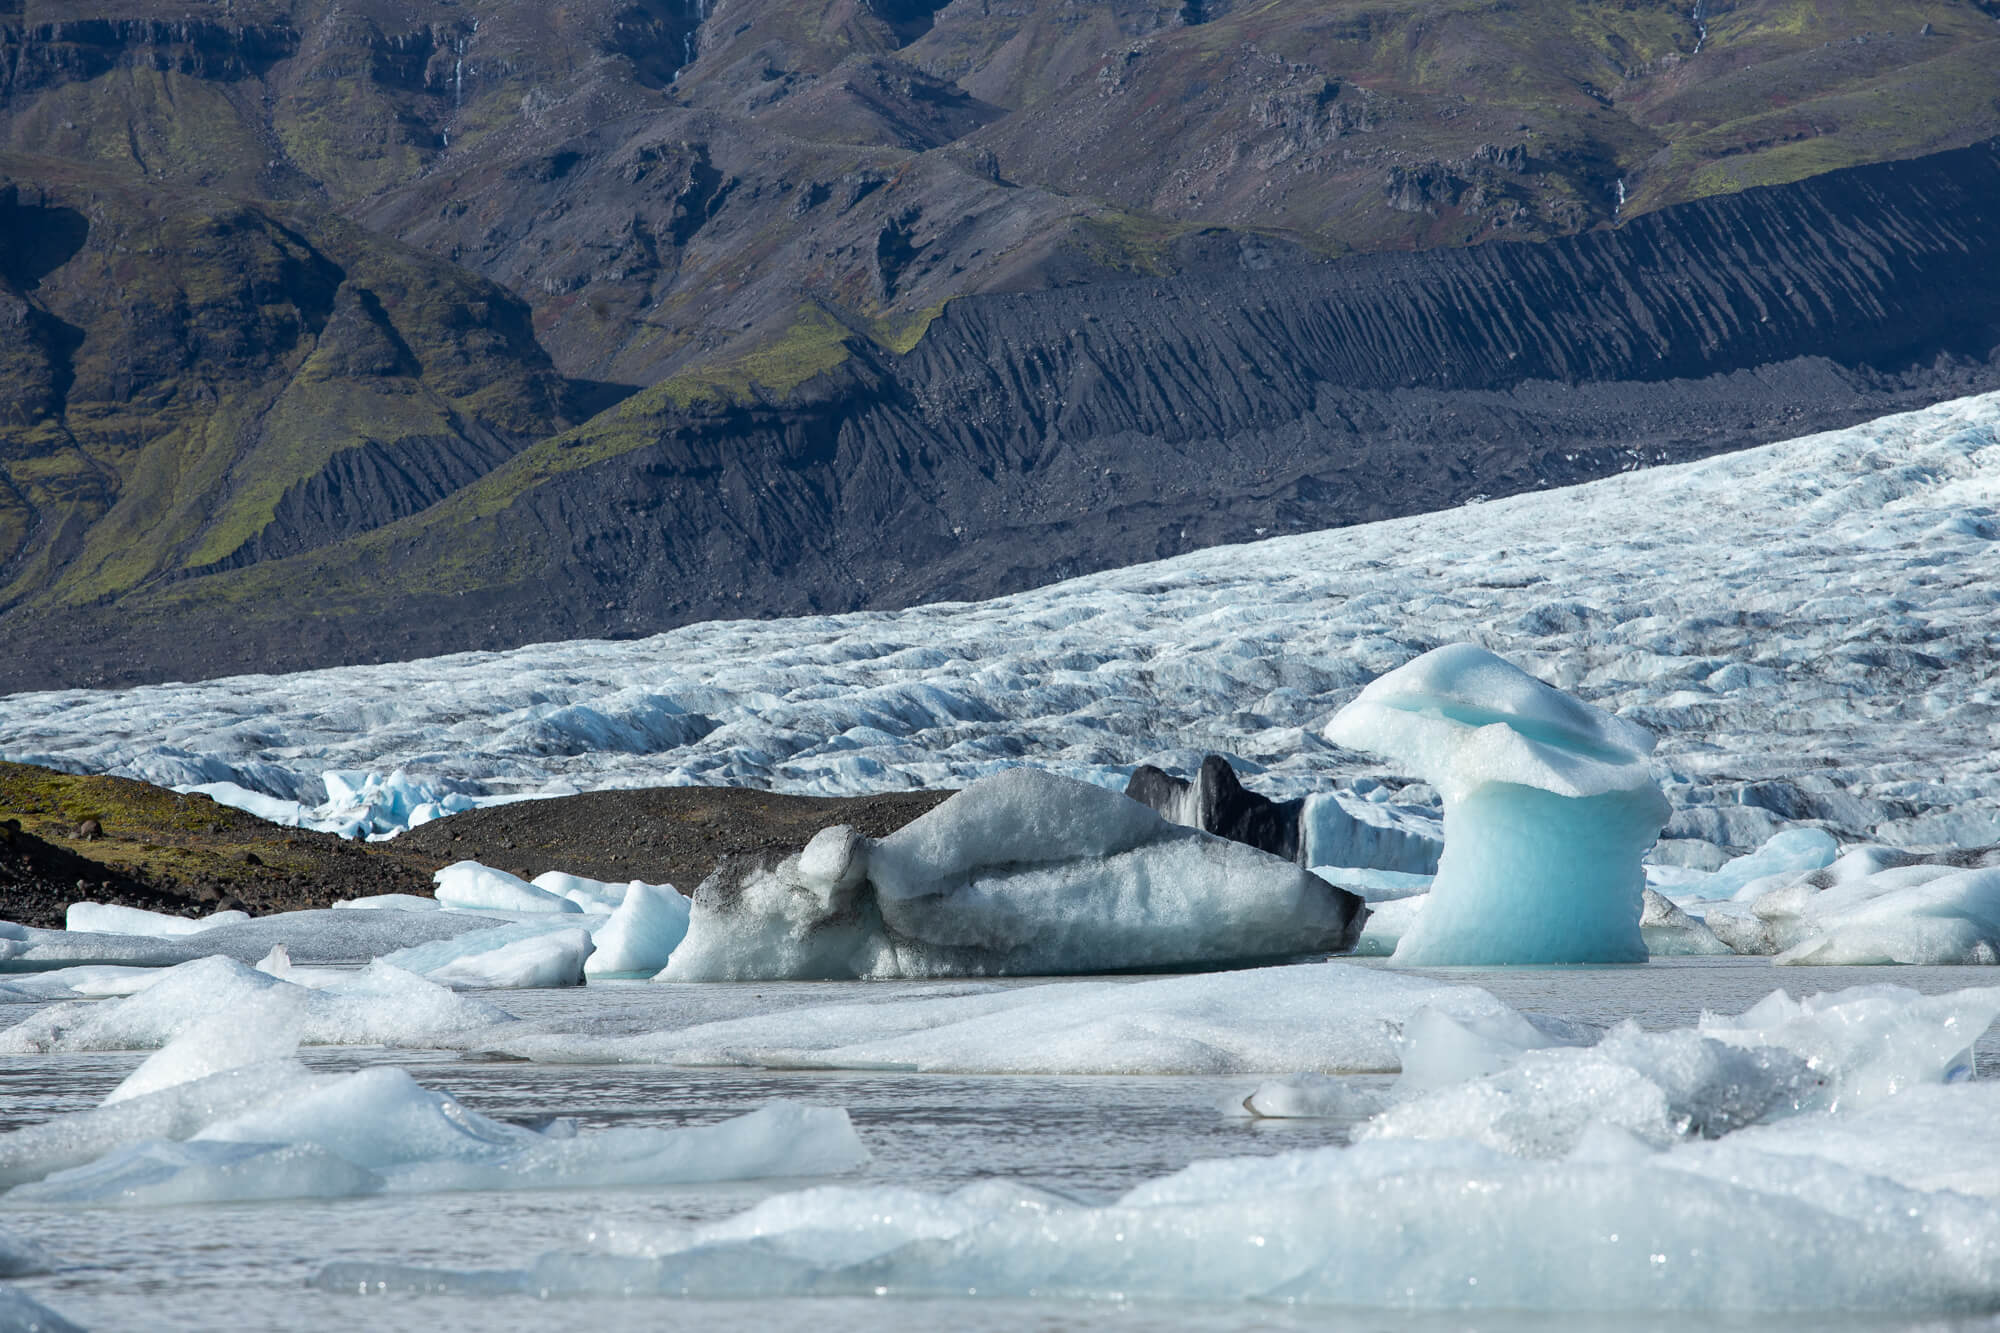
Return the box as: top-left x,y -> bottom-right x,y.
2,0 -> 1998,688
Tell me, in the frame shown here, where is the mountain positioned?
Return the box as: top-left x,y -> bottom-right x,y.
2,0 -> 1999,689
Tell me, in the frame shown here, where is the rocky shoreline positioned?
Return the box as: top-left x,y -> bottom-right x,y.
0,759 -> 951,929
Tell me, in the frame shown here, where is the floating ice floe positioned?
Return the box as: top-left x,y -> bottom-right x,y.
496,961 -> 1519,1074
1658,832 -> 2000,963
664,767 -> 1366,980
0,956 -> 510,1053
585,882 -> 689,977
321,984 -> 2000,1314
1327,643 -> 1669,965
0,908 -> 503,972
64,903 -> 249,937
0,1014 -> 865,1208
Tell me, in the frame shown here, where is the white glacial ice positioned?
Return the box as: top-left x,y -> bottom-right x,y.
0,956 -> 510,1053
319,982 -> 2000,1314
1327,643 -> 1668,964
63,903 -> 249,937
584,882 -> 689,977
661,767 -> 1363,980
495,961 -> 1516,1074
431,861 -> 583,914
4,390 -> 1997,868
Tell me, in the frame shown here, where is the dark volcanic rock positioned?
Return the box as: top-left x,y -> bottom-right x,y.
1127,755 -> 1305,865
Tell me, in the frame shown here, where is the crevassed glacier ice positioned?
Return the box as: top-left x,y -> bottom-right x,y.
6,391 -> 1997,863
1327,643 -> 1668,965
663,767 -> 1365,980
494,961 -> 1517,1074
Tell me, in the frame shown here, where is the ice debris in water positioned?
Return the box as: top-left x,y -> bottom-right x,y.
3,1072 -> 863,1208
662,767 -> 1364,980
1363,984 -> 2000,1156
493,961 -> 1515,1074
317,984 -> 2000,1314
423,928 -> 594,989
310,1130 -> 2000,1312
1327,643 -> 1668,965
0,999 -> 865,1208
0,955 -> 510,1053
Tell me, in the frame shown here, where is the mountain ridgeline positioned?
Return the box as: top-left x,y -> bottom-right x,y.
4,138 -> 1999,690
4,0 -> 2000,689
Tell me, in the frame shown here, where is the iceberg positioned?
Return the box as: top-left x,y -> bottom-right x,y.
0,955 -> 510,1053
432,861 -> 583,915
64,902 -> 248,937
663,767 -> 1364,980
1326,644 -> 1668,965
424,928 -> 594,989
1640,889 -> 1733,956
584,882 -> 689,977
1772,866 -> 2000,966
5,1074 -> 865,1208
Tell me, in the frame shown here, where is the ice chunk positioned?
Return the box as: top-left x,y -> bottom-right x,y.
0,1061 -> 323,1188
1232,1073 -> 1384,1120
1299,789 -> 1443,874
382,918 -> 603,979
1365,1023 -> 1821,1156
105,1000 -> 303,1104
432,861 -> 581,914
11,1068 -> 865,1207
1772,866 -> 2000,966
1640,889 -> 1733,956
664,768 -> 1365,980
312,1128 -> 2000,1312
64,902 -> 248,937
1394,1005 -> 1583,1094
333,893 -> 441,912
1678,827 -> 1842,902
424,928 -> 593,989
496,962 -> 1519,1075
1699,984 -> 2000,1106
1365,984 -> 2000,1158
1326,644 -> 1666,965
0,956 -> 510,1053
532,871 -> 633,912
584,882 -> 689,977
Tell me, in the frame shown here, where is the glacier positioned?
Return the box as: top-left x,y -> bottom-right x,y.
0,390 -> 1993,875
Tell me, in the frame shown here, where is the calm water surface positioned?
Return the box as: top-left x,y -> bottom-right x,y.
4,957 -> 1999,1331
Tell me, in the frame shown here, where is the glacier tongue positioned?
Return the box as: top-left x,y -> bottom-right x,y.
1,390 -> 1997,860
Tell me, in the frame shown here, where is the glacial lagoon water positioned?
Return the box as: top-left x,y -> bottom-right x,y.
5,957 -> 2000,1331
